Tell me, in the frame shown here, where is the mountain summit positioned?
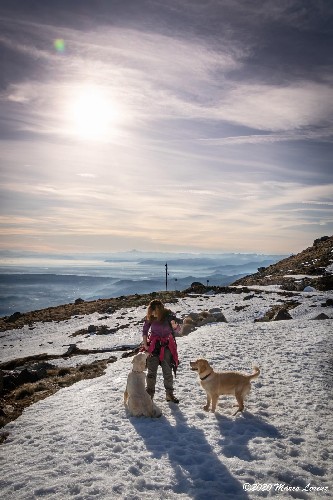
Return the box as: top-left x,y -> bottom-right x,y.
231,236 -> 333,291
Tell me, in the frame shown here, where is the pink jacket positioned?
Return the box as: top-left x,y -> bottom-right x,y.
147,333 -> 179,367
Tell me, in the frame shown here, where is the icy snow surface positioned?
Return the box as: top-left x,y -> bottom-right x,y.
1,288 -> 332,499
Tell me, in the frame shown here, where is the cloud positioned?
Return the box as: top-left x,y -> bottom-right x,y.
198,128 -> 333,146
2,14 -> 332,141
76,173 -> 96,178
0,3 -> 332,254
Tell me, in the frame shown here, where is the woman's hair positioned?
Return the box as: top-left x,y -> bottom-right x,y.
146,299 -> 169,322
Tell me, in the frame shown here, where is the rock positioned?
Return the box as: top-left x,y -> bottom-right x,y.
188,282 -> 207,293
190,281 -> 204,288
273,309 -> 292,321
2,368 -> 40,393
311,313 -> 330,320
183,317 -> 195,325
303,286 -> 316,292
213,312 -> 227,322
322,299 -> 333,307
5,312 -> 22,323
234,305 -> 249,312
243,294 -> 255,301
74,298 -> 85,304
182,309 -> 227,331
314,236 -> 329,246
64,344 -> 79,356
209,308 -> 222,314
180,324 -> 195,336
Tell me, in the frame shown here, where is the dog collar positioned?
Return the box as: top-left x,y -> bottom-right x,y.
200,372 -> 212,381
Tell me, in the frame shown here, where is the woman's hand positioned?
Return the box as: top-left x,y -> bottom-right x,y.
171,319 -> 182,332
143,345 -> 152,357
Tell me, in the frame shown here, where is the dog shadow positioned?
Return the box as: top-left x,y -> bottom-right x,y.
215,411 -> 283,461
130,405 -> 249,500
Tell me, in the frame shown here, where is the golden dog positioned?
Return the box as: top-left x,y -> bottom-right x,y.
190,358 -> 260,415
124,352 -> 162,418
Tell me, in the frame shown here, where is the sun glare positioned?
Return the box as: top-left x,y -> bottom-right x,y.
68,86 -> 120,140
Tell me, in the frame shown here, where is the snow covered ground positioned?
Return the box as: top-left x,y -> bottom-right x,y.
1,287 -> 332,499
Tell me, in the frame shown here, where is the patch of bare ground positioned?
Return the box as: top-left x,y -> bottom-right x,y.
0,291 -> 183,332
0,356 -> 117,444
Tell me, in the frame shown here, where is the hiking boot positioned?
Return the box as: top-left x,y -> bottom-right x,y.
166,392 -> 179,404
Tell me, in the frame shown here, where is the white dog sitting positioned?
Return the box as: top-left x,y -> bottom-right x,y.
124,352 -> 162,418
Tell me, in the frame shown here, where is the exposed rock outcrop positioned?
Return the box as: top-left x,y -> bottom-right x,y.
181,308 -> 227,335
232,236 -> 333,291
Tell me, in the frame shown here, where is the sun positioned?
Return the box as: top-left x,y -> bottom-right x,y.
68,85 -> 120,140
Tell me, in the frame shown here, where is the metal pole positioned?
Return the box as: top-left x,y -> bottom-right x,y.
165,262 -> 168,291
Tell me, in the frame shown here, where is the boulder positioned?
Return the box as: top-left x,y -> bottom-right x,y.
74,298 -> 85,304
181,309 -> 227,332
311,313 -> 330,320
303,286 -> 316,292
180,324 -> 195,336
321,299 -> 333,307
273,309 -> 292,321
5,312 -> 22,323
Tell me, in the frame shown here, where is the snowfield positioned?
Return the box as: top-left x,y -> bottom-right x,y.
1,288 -> 332,499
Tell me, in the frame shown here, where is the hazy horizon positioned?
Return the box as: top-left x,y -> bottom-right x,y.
0,249 -> 283,315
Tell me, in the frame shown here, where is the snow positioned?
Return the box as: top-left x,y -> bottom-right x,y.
1,288 -> 333,499
283,275 -> 322,279
326,263 -> 333,274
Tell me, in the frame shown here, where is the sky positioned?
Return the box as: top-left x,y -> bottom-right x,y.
0,0 -> 332,255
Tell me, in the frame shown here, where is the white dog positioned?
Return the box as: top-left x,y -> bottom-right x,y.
124,352 -> 162,418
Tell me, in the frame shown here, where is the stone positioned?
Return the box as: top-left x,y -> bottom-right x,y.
273,309 -> 292,321
311,313 -> 330,320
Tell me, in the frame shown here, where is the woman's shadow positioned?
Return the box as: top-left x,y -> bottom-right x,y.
129,405 -> 250,500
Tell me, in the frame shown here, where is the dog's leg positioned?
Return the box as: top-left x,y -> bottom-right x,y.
203,393 -> 211,411
233,392 -> 244,416
124,388 -> 128,405
211,394 -> 219,413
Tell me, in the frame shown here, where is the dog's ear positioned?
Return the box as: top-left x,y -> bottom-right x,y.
198,359 -> 208,371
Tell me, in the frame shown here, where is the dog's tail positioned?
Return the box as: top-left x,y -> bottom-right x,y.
249,366 -> 260,380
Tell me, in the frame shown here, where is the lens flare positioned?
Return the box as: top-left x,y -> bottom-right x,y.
54,39 -> 65,53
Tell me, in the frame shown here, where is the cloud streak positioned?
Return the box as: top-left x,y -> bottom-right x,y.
0,1 -> 332,254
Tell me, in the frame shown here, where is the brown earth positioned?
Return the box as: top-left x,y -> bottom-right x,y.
0,291 -> 183,332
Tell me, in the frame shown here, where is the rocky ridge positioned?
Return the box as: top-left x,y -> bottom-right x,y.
231,236 -> 333,291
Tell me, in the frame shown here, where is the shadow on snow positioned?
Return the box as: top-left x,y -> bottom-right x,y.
215,411 -> 283,461
130,405 -> 250,500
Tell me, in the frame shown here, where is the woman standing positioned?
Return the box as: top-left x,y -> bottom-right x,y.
142,299 -> 181,403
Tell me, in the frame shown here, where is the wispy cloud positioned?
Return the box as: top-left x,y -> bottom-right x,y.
198,129 -> 333,146
0,2 -> 332,254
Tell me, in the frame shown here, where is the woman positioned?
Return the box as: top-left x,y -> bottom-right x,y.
142,299 -> 181,403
